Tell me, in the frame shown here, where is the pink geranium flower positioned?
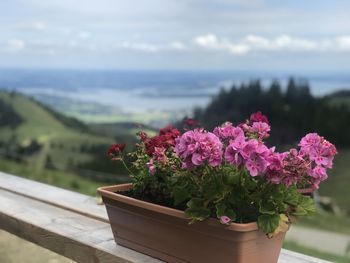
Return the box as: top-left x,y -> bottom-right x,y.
146,159 -> 156,175
245,152 -> 268,176
175,129 -> 223,168
213,122 -> 244,141
299,133 -> 321,152
220,216 -> 231,225
153,147 -> 167,163
224,135 -> 247,165
251,121 -> 271,139
309,166 -> 327,181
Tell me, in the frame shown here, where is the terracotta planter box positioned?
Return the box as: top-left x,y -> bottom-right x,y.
98,184 -> 286,263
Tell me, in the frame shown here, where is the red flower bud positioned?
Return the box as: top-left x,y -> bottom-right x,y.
184,118 -> 199,127
249,111 -> 269,124
137,131 -> 148,141
107,143 -> 126,159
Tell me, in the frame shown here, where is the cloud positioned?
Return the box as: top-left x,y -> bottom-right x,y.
120,41 -> 186,52
194,34 -> 250,54
24,0 -> 182,19
0,39 -> 26,53
78,31 -> 91,39
194,34 -> 350,55
120,42 -> 160,52
195,34 -> 218,48
15,22 -> 47,31
169,41 -> 186,50
336,36 -> 350,50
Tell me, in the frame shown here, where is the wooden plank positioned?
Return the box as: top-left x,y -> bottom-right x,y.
0,171 -> 108,222
0,189 -> 162,263
0,172 -> 331,263
279,249 -> 332,263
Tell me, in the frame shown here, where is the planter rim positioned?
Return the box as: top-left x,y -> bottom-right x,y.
98,183 -> 259,232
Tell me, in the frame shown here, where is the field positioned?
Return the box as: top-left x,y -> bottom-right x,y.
0,158 -> 105,196
283,240 -> 350,263
292,148 -> 350,234
318,149 -> 350,213
30,93 -> 183,126
0,91 -> 136,182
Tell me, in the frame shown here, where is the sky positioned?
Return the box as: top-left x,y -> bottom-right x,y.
0,0 -> 350,71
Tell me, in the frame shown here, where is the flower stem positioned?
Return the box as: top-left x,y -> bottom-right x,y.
120,157 -> 135,176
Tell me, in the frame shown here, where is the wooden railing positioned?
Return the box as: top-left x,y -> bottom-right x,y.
0,172 -> 331,263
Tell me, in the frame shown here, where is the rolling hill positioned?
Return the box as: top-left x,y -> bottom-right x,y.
0,90 -> 133,184
326,89 -> 350,108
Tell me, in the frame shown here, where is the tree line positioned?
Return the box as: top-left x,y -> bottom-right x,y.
192,78 -> 350,148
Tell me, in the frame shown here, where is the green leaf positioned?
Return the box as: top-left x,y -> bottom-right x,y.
244,176 -> 258,190
226,209 -> 237,221
215,203 -> 226,218
297,195 -> 316,214
228,186 -> 245,204
292,206 -> 308,216
202,176 -> 224,200
276,202 -> 288,211
284,190 -> 299,206
184,198 -> 211,223
270,185 -> 284,203
223,166 -> 240,185
215,203 -> 236,221
291,195 -> 316,216
172,186 -> 189,206
258,214 -> 280,234
259,200 -> 276,215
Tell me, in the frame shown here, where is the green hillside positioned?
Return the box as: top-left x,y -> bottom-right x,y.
296,149 -> 350,235
326,90 -> 350,109
0,91 -> 78,142
0,90 -> 131,184
0,158 -> 103,196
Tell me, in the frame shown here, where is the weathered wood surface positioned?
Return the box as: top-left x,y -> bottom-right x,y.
0,172 -> 108,222
0,172 -> 331,263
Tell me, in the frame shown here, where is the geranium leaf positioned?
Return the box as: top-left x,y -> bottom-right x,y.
185,198 -> 211,222
295,195 -> 316,215
292,206 -> 307,216
215,203 -> 226,218
284,191 -> 299,206
215,203 -> 236,221
259,200 -> 276,215
226,209 -> 237,221
258,214 -> 280,234
202,176 -> 224,200
173,186 -> 189,206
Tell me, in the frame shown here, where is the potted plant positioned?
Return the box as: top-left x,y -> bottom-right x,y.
98,112 -> 337,263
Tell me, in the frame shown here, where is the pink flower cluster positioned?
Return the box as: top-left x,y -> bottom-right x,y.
175,129 -> 223,168
266,149 -> 309,187
240,121 -> 270,140
299,133 -> 337,189
224,130 -> 271,176
213,122 -> 244,141
264,133 -> 337,189
172,112 -> 336,189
